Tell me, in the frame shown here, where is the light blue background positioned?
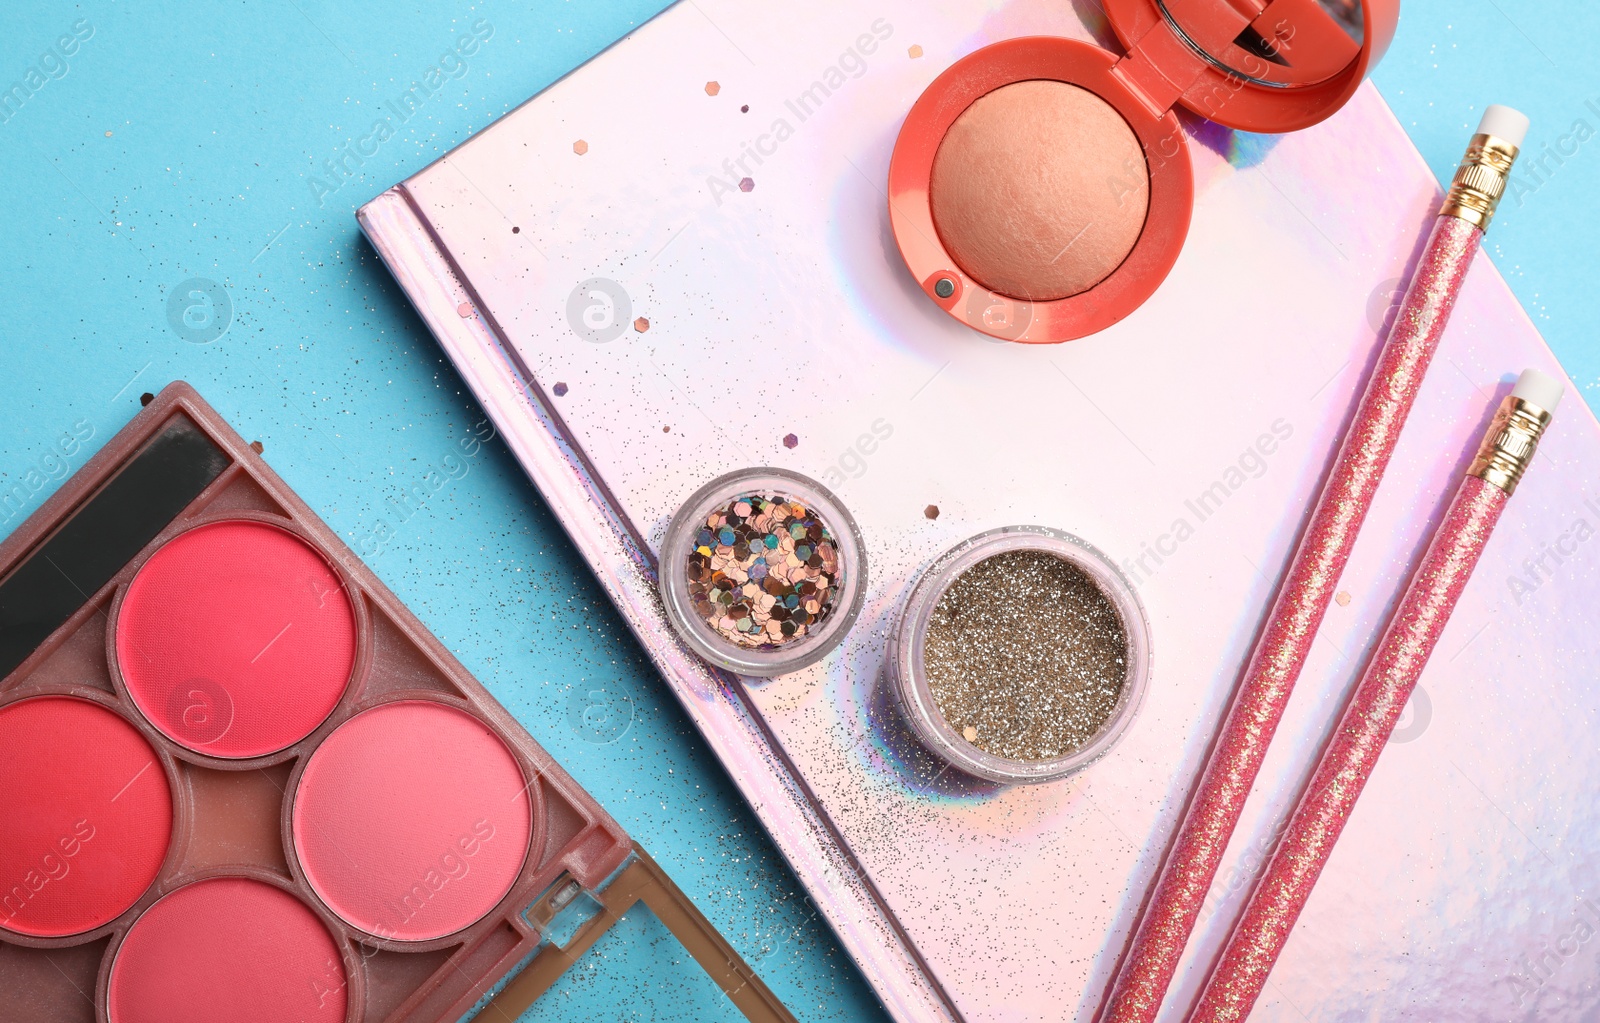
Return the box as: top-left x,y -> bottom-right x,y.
0,3 -> 1593,1020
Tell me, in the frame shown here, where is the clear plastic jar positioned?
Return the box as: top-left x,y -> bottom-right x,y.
888,525 -> 1151,784
659,468 -> 867,678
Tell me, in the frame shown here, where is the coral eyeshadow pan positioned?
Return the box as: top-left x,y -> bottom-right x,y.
115,520 -> 357,759
108,876 -> 346,1023
292,700 -> 534,942
0,696 -> 172,937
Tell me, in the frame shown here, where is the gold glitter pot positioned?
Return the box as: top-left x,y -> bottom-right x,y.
889,526 -> 1151,784
659,469 -> 867,677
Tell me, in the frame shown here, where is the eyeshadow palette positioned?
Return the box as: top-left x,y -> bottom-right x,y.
0,383 -> 793,1023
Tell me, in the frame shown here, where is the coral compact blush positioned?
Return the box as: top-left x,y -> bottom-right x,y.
890,0 -> 1397,342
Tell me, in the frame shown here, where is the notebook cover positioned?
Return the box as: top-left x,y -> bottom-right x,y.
358,2 -> 1600,1019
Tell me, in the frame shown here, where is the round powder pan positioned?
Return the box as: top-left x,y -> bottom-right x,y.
888,526 -> 1152,784
109,514 -> 367,764
288,697 -> 540,948
0,691 -> 183,943
658,468 -> 868,678
888,0 -> 1398,343
103,870 -> 360,1023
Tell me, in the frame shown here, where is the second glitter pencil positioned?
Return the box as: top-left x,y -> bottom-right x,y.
1188,369 -> 1563,1021
1099,105 -> 1531,1023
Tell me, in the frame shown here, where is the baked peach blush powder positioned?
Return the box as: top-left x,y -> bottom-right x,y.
928,79 -> 1149,302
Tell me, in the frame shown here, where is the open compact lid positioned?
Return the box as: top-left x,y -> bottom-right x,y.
1104,0 -> 1400,132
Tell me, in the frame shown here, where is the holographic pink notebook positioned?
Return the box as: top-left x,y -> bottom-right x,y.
359,2 -> 1600,1020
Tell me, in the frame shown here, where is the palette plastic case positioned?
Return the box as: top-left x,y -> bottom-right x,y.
357,1 -> 1600,1021
0,383 -> 794,1023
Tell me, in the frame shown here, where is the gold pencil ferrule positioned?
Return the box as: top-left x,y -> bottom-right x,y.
1439,133 -> 1521,231
1469,394 -> 1552,495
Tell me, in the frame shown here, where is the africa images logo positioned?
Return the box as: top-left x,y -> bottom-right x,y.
705,20 -> 893,205
307,20 -> 495,208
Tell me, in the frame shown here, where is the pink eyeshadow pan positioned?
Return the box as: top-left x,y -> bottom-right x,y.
292,700 -> 534,942
0,696 -> 172,938
115,520 -> 357,759
108,876 -> 346,1023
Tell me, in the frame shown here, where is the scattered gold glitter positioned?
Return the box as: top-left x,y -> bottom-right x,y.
908,44 -> 924,58
1335,591 -> 1351,606
572,139 -> 588,155
705,81 -> 721,96
634,317 -> 650,332
924,551 -> 1127,760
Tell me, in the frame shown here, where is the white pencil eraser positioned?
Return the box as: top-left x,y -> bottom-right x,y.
1478,105 -> 1530,148
1512,367 -> 1564,413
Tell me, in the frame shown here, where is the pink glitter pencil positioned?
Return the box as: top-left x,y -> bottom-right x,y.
1100,105 -> 1531,1023
1188,369 -> 1563,1022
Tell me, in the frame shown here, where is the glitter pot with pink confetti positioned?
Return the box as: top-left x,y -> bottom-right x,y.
659,469 -> 867,677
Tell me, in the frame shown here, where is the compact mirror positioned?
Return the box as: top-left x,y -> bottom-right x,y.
1157,0 -> 1365,87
